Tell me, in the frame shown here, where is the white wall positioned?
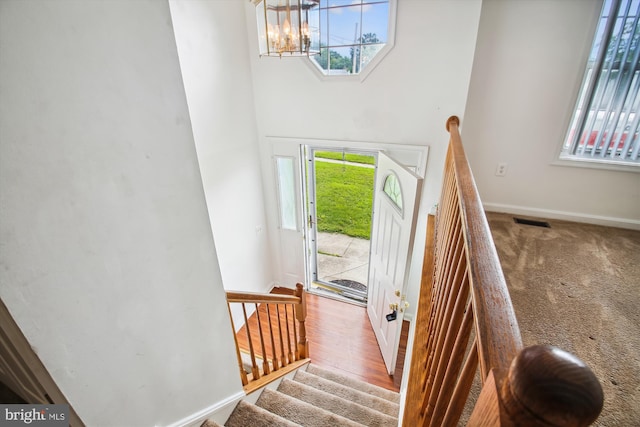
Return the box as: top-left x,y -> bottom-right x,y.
0,1 -> 242,426
169,0 -> 274,296
245,0 -> 483,315
464,0 -> 640,228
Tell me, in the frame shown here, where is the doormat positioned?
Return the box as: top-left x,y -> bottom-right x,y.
331,279 -> 367,292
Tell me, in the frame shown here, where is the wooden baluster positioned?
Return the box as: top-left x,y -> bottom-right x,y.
422,219 -> 463,397
441,337 -> 478,427
241,303 -> 260,381
424,223 -> 464,395
284,303 -> 294,364
276,304 -> 288,366
294,283 -> 309,359
424,271 -> 470,421
421,192 -> 461,393
468,345 -> 604,426
291,304 -> 300,360
266,304 -> 280,371
226,302 -> 248,386
254,303 -> 270,375
428,298 -> 474,426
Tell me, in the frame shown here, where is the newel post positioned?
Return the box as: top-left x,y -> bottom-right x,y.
294,283 -> 309,359
468,345 -> 604,426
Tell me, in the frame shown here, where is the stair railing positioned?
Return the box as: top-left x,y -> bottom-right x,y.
403,116 -> 604,426
226,283 -> 309,393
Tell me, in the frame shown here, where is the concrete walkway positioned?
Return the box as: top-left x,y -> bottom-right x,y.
316,232 -> 370,286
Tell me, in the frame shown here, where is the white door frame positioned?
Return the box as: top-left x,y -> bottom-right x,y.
268,136 -> 428,293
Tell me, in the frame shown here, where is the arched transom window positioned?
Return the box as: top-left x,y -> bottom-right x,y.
382,172 -> 402,212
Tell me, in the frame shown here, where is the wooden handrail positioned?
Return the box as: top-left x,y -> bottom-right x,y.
226,291 -> 301,304
226,283 -> 309,393
446,115 -> 523,376
403,116 -> 603,426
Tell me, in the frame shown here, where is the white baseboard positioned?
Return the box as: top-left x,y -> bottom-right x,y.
483,202 -> 640,231
165,390 -> 245,427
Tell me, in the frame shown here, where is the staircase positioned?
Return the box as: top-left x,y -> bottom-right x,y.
202,364 -> 400,427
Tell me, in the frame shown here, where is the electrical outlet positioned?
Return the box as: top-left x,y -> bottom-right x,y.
495,162 -> 508,177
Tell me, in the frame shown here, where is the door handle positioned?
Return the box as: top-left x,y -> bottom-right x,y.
400,301 -> 410,313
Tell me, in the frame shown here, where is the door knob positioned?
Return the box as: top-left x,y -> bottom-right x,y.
400,301 -> 410,313
389,302 -> 399,311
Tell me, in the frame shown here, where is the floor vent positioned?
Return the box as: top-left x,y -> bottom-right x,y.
513,217 -> 551,228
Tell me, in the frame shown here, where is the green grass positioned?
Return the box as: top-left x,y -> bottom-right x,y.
315,151 -> 375,165
315,160 -> 374,239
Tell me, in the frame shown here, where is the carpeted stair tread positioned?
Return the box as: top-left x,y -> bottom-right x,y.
277,378 -> 397,427
293,370 -> 399,417
224,399 -> 299,427
256,388 -> 364,427
200,420 -> 224,427
306,364 -> 400,404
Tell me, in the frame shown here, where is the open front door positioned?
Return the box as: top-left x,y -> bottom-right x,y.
367,152 -> 423,374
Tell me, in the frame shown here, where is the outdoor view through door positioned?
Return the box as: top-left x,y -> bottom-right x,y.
305,148 -> 376,303
271,141 -> 426,374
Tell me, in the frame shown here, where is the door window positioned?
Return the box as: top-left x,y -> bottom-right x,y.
276,156 -> 297,230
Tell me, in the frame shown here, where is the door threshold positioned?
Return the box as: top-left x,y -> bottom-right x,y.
308,286 -> 367,307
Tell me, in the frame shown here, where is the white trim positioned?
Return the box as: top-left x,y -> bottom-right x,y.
266,136 -> 428,179
164,390 -> 245,427
483,202 -> 640,231
551,157 -> 640,173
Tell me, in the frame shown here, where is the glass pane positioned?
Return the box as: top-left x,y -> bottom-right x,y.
276,157 -> 297,230
326,0 -> 360,7
361,2 -> 388,43
327,5 -> 362,47
359,43 -> 384,72
329,45 -> 356,74
383,173 -> 402,211
308,7 -> 321,52
320,7 -> 328,48
313,47 -> 330,71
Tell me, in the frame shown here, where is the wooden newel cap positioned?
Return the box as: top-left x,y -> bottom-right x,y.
504,345 -> 604,426
446,115 -> 460,132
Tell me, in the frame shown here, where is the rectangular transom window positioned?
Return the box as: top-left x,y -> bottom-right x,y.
562,0 -> 640,167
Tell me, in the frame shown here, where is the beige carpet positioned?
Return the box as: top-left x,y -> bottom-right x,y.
217,364 -> 399,426
486,212 -> 640,426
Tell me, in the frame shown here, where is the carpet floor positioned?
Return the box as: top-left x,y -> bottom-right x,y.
486,212 -> 640,426
214,364 -> 399,426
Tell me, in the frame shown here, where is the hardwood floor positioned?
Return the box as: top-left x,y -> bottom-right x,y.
236,288 -> 408,392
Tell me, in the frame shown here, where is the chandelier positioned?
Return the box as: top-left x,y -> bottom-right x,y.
255,0 -> 320,57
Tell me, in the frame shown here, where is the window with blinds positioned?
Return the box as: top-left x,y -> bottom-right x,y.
562,0 -> 640,166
